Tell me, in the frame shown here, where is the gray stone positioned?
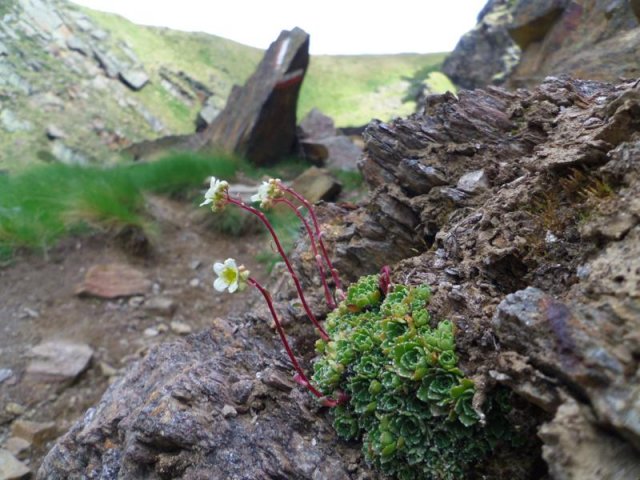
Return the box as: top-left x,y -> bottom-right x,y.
92,49 -> 121,78
76,263 -> 151,298
119,69 -> 149,91
144,297 -> 176,317
169,320 -> 192,335
0,369 -> 12,384
291,167 -> 342,204
3,437 -> 30,459
457,169 -> 489,193
26,341 -> 93,382
319,136 -> 362,171
50,141 -> 88,165
0,63 -> 30,94
221,404 -> 237,418
195,101 -> 220,130
10,420 -> 57,447
0,110 -> 32,133
539,398 -> 640,480
0,42 -> 8,56
0,449 -> 30,480
45,125 -> 66,140
299,108 -> 336,140
396,159 -> 448,195
65,36 -> 89,56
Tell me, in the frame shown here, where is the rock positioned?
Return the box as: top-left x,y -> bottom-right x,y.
4,404 -> 25,416
38,330 -> 366,479
299,108 -> 336,140
143,327 -> 159,337
508,0 -> 569,49
221,404 -> 237,418
0,449 -> 30,480
75,263 -> 151,298
65,36 -> 89,56
11,420 -> 57,447
144,297 -> 176,317
317,136 -> 362,171
50,141 -> 88,165
0,369 -> 12,385
118,69 -> 149,91
291,167 -> 342,204
45,125 -> 66,140
300,139 -> 330,166
0,110 -> 32,133
169,320 -> 192,335
456,169 -> 489,193
0,42 -> 9,56
26,341 -> 94,383
3,438 -> 30,459
539,398 -> 640,480
506,1 -> 640,87
92,49 -> 121,78
200,28 -> 310,165
442,0 -> 520,89
195,98 -> 220,131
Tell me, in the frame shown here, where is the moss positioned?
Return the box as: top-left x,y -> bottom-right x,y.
314,275 -> 533,479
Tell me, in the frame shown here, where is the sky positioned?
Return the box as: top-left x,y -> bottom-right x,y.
69,0 -> 487,55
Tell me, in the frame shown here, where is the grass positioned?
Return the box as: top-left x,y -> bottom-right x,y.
0,153 -> 240,260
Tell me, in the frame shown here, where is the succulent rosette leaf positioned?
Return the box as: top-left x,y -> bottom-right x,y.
312,274 -> 532,479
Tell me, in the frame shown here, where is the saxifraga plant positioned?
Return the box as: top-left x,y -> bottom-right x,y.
313,274 -> 527,479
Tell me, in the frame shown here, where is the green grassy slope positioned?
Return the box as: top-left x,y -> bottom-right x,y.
0,1 -> 453,174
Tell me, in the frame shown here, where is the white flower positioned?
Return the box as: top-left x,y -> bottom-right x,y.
200,177 -> 229,212
250,178 -> 282,209
213,258 -> 249,293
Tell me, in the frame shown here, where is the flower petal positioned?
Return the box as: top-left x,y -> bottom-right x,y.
200,198 -> 213,206
228,281 -> 238,293
224,258 -> 237,269
213,277 -> 228,292
213,262 -> 225,275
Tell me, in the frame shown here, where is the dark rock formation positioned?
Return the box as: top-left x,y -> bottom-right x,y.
41,77 -> 640,478
200,27 -> 310,165
506,0 -> 640,87
442,0 -> 520,89
446,0 -> 640,90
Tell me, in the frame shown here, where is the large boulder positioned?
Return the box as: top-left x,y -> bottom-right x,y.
199,27 -> 310,165
442,0 -> 520,89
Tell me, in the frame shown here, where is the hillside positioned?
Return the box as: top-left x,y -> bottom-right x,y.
0,0 -> 452,173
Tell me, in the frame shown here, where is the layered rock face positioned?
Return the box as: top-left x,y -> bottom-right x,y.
40,77 -> 640,478
445,0 -> 640,90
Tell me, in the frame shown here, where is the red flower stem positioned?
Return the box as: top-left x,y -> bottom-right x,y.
226,194 -> 329,341
274,197 -> 336,309
248,277 -> 324,398
278,184 -> 344,299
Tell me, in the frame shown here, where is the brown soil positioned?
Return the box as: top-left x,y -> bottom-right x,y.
0,194 -> 268,471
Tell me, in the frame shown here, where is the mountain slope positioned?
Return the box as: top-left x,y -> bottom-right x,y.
0,0 -> 453,172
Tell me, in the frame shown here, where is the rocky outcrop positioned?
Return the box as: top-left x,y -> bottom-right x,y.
199,27 -> 310,165
41,77 -> 640,478
442,0 -> 520,89
507,0 -> 640,87
447,0 -> 640,90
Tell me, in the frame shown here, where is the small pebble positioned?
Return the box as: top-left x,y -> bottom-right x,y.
221,404 -> 237,418
143,327 -> 159,337
189,278 -> 200,287
170,321 -> 192,335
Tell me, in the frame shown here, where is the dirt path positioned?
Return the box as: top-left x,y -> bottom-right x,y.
0,194 -> 269,473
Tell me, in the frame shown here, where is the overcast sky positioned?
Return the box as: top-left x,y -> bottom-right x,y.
69,0 -> 487,55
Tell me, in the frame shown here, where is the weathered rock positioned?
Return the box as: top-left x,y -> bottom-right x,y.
3,438 -> 30,459
50,141 -> 88,165
506,0 -> 640,87
442,0 -> 520,89
457,169 -> 489,193
0,449 -> 30,480
45,125 -> 66,140
144,296 -> 176,317
169,320 -> 192,335
0,369 -> 12,385
299,108 -> 336,140
200,28 -> 310,165
539,398 -> 640,480
37,329 -> 369,479
75,263 -> 151,298
26,341 -> 94,383
299,140 -> 329,165
10,420 -> 57,447
291,167 -> 342,204
118,69 -> 149,91
317,136 -> 362,171
195,97 -> 220,131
